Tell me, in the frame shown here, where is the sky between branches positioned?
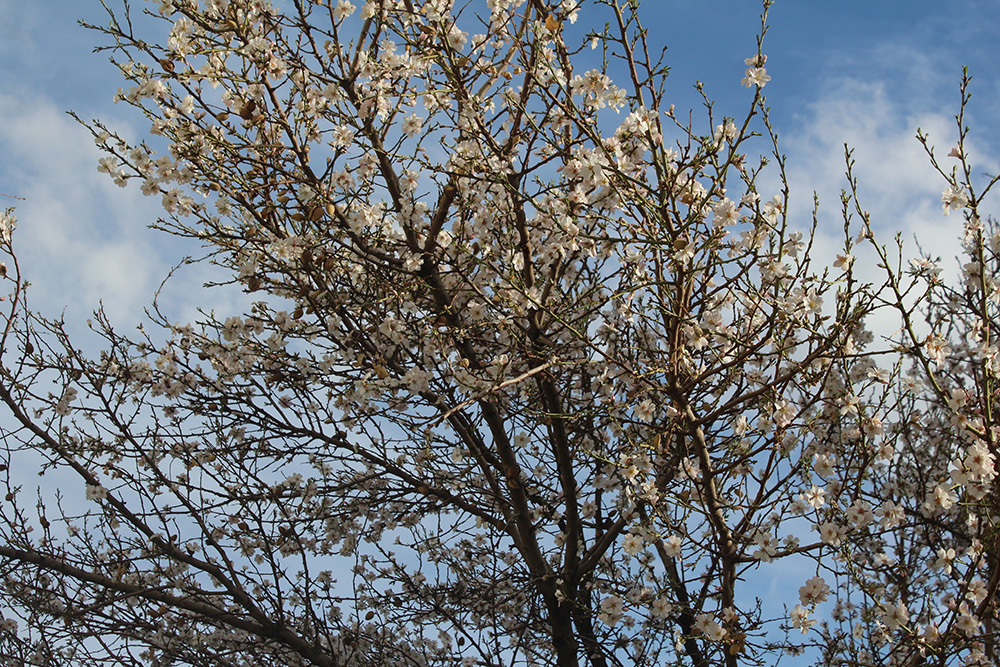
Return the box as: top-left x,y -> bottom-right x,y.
0,0 -> 998,331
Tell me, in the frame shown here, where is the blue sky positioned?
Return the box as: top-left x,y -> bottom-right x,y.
1,0 -> 998,328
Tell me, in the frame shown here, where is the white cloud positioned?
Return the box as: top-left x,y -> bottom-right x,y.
777,65 -> 1000,350
784,77 -> 972,239
0,92 -> 251,341
0,92 -> 167,324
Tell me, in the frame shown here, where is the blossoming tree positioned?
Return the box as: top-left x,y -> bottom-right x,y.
0,0 -> 997,665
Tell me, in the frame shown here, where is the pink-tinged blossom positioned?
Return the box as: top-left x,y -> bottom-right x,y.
752,531 -> 779,562
923,334 -> 950,367
956,609 -> 981,636
933,547 -> 956,574
782,230 -> 805,257
649,597 -> 673,619
599,595 -> 624,626
798,576 -> 830,606
863,416 -> 884,439
713,197 -> 740,228
772,398 -> 796,427
818,521 -> 847,546
921,623 -> 940,643
964,443 -> 996,482
762,194 -> 784,223
838,393 -> 859,416
845,500 -> 873,528
789,605 -> 815,634
800,485 -> 826,509
876,500 -> 904,529
663,535 -> 682,557
928,484 -> 956,511
0,211 -> 15,243
634,398 -> 655,422
812,453 -> 835,478
693,613 -> 727,641
54,387 -> 77,417
867,366 -> 890,383
713,120 -> 738,148
942,184 -> 969,215
621,533 -> 643,555
330,125 -> 355,148
966,578 -> 988,605
741,66 -> 771,88
880,601 -> 909,630
401,113 -> 423,138
834,253 -> 854,271
333,0 -> 356,20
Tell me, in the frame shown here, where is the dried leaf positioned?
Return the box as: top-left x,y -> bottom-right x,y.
238,99 -> 257,120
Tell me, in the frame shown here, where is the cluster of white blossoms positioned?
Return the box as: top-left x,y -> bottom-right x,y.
0,210 -> 13,244
693,613 -> 727,642
741,54 -> 771,88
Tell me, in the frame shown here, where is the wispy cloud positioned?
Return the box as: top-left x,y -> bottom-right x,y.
0,92 -> 167,325
775,38 -> 1000,348
784,77 -> 963,241
0,91 -> 248,336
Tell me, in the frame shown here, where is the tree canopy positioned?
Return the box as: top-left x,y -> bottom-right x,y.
1,1 -> 999,666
